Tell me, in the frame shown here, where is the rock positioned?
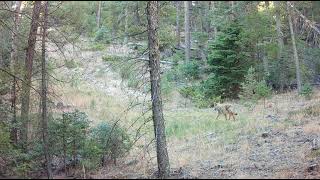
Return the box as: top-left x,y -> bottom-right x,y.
126,159 -> 138,166
307,164 -> 318,172
56,102 -> 64,109
216,164 -> 223,169
311,139 -> 319,151
262,132 -> 269,138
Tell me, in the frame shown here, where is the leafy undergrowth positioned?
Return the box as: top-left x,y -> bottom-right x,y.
50,42 -> 320,179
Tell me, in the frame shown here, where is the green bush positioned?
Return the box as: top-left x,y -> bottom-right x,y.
299,83 -> 313,99
161,74 -> 174,97
102,55 -> 124,62
240,67 -> 271,104
159,25 -> 177,50
168,60 -> 200,82
178,61 -> 200,80
255,79 -> 272,106
94,26 -> 112,44
179,85 -> 221,108
91,122 -> 131,165
86,43 -> 105,51
65,59 -> 78,69
239,67 -> 258,100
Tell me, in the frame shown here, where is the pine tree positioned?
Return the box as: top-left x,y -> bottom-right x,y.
204,21 -> 250,99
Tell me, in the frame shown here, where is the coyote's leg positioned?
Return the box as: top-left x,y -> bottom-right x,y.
216,112 -> 220,120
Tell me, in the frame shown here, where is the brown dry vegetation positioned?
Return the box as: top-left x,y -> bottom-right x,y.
49,42 -> 320,179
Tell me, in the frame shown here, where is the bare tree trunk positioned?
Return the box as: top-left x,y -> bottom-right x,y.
20,1 -> 42,151
147,1 -> 170,178
262,1 -> 270,78
274,1 -> 284,54
212,1 -> 218,40
134,1 -> 141,25
184,1 -> 191,62
287,1 -> 302,92
111,9 -> 117,38
41,1 -> 53,179
230,1 -> 235,20
10,0 -> 22,145
274,1 -> 286,91
124,2 -> 128,44
96,1 -> 102,28
176,1 -> 181,47
200,1 -> 206,33
63,133 -> 67,175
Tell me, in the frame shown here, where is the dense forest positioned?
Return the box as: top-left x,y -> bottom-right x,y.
1,1 -> 320,179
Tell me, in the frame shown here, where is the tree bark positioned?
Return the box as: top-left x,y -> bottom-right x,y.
96,1 -> 102,28
176,1 -> 181,47
134,1 -> 141,25
147,1 -> 170,178
212,1 -> 218,40
287,1 -> 302,92
184,1 -> 191,62
262,1 -> 270,77
124,2 -> 128,44
20,1 -> 42,151
230,1 -> 235,20
274,1 -> 284,57
10,0 -> 22,145
274,1 -> 286,91
41,1 -> 53,179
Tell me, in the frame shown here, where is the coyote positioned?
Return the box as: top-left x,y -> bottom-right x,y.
212,103 -> 237,121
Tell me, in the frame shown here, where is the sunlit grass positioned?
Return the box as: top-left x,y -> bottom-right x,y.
164,109 -> 253,144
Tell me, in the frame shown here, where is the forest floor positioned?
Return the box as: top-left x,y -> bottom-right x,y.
49,40 -> 320,179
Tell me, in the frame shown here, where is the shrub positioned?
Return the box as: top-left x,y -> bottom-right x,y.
299,83 -> 313,99
255,79 -> 272,106
94,26 -> 111,44
65,59 -> 78,69
177,61 -> 200,80
179,85 -> 221,108
168,60 -> 200,82
239,67 -> 258,100
161,75 -> 174,97
91,122 -> 131,165
102,55 -> 124,62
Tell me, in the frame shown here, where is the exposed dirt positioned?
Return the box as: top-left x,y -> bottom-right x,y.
47,41 -> 320,179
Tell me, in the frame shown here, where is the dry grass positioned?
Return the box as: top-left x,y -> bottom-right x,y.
48,39 -> 320,178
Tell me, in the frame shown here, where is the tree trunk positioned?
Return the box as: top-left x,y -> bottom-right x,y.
287,1 -> 302,92
261,43 -> 269,77
41,1 -> 53,179
212,1 -> 218,40
184,1 -> 191,62
147,1 -> 170,178
124,2 -> 128,44
134,1 -> 141,25
111,9 -> 117,38
262,2 -> 270,78
176,1 -> 181,47
200,1 -> 206,33
274,1 -> 286,91
20,1 -> 42,151
10,0 -> 22,145
96,1 -> 102,28
230,1 -> 235,20
63,133 -> 67,175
